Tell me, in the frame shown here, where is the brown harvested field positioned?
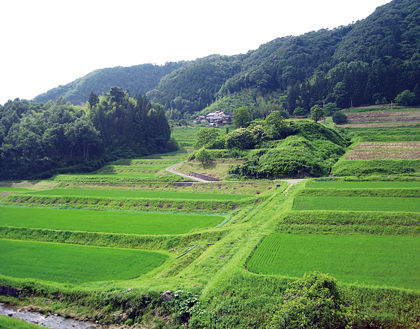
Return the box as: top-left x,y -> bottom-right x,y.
354,142 -> 420,149
347,142 -> 420,160
347,149 -> 420,160
345,110 -> 420,123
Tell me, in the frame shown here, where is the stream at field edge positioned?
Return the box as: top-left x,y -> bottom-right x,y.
0,304 -> 102,328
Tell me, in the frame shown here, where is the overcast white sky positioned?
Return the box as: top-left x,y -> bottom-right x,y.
0,0 -> 391,105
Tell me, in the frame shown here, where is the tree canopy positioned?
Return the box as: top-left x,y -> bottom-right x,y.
0,87 -> 172,180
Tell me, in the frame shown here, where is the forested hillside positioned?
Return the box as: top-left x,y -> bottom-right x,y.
30,0 -> 420,116
0,87 -> 171,180
32,62 -> 183,106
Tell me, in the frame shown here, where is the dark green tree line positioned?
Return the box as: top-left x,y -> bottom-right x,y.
0,87 -> 171,180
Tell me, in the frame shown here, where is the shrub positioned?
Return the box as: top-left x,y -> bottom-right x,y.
332,112 -> 348,125
310,105 -> 325,123
195,147 -> 212,164
193,128 -> 220,150
225,128 -> 256,150
267,272 -> 361,329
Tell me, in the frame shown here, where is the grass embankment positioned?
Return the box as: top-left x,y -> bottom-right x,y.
0,239 -> 168,284
1,194 -> 256,213
24,188 -> 252,201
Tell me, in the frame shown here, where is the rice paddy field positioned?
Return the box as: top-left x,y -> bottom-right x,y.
247,233 -> 420,290
0,239 -> 168,284
293,196 -> 420,212
0,206 -> 226,235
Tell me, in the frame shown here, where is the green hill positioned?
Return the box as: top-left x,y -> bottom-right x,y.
32,0 -> 420,114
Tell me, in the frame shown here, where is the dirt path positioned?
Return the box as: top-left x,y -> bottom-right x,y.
165,161 -> 210,182
280,179 -> 307,184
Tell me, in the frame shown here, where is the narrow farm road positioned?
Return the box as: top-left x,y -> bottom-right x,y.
280,178 -> 307,184
165,161 -> 210,182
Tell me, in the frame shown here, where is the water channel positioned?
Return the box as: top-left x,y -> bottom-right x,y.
0,304 -> 102,328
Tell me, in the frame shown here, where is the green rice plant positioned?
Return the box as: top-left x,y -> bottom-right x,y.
0,187 -> 32,192
247,233 -> 420,290
0,239 -> 168,284
0,206 -> 226,235
293,196 -> 420,212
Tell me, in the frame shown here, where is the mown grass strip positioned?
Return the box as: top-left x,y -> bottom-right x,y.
293,196 -> 420,212
0,206 -> 225,235
247,233 -> 420,290
0,239 -> 168,284
26,188 -> 252,201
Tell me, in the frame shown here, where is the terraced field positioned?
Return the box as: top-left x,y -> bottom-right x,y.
0,151 -> 239,287
0,206 -> 226,234
0,239 -> 168,284
247,233 -> 420,290
2,123 -> 420,328
340,107 -> 420,128
293,196 -> 420,212
248,175 -> 420,291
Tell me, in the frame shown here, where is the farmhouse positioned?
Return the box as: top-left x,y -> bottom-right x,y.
205,111 -> 233,126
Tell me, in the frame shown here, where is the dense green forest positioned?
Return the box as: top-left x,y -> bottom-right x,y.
0,87 -> 171,180
25,0 -> 420,117
32,62 -> 183,106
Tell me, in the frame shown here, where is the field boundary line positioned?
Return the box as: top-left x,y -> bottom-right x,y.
176,245 -> 198,259
216,214 -> 232,227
